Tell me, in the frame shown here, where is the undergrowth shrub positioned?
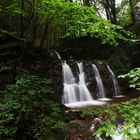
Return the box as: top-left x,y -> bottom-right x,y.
79,97 -> 140,139
0,72 -> 69,139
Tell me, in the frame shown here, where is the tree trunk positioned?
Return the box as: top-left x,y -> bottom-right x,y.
32,0 -> 39,43
20,0 -> 24,39
110,0 -> 117,23
83,0 -> 90,6
129,0 -> 136,23
103,0 -> 117,23
104,5 -> 111,20
39,19 -> 51,49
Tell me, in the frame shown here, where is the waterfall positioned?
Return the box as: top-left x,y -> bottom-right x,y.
61,58 -> 115,107
77,62 -> 93,101
62,61 -> 93,104
77,62 -> 84,74
92,64 -> 106,98
62,61 -> 75,84
62,61 -> 78,104
54,51 -> 61,60
107,65 -> 121,96
62,62 -> 108,107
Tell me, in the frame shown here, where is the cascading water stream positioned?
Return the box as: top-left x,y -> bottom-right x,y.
63,61 -> 75,84
55,53 -> 128,139
107,65 -> 121,96
77,62 -> 93,101
62,61 -> 78,104
54,51 -> 62,60
92,64 -> 106,98
62,61 -> 107,107
62,62 -> 94,104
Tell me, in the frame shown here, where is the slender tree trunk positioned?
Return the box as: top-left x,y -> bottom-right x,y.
83,0 -> 90,6
103,0 -> 117,23
39,19 -> 51,49
129,0 -> 136,23
32,0 -> 38,43
110,0 -> 116,23
92,0 -> 102,17
20,0 -> 24,39
104,5 -> 111,20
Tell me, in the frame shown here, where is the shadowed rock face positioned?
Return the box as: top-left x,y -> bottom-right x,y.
65,117 -> 101,140
0,35 -> 132,99
53,40 -> 132,98
124,40 -> 140,67
14,44 -> 130,102
123,22 -> 140,67
56,36 -> 115,60
124,22 -> 140,37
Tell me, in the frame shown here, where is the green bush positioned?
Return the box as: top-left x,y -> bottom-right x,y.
0,72 -> 69,139
79,97 -> 140,139
118,67 -> 140,90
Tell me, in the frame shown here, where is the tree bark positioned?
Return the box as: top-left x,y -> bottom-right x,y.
129,0 -> 136,23
39,19 -> 51,49
83,0 -> 90,6
20,0 -> 24,39
103,0 -> 117,23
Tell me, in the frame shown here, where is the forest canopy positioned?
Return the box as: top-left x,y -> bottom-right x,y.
0,0 -> 140,140
0,0 -> 136,48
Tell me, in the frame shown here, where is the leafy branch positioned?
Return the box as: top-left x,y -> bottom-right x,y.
118,67 -> 140,90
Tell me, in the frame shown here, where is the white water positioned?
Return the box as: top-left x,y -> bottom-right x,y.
62,62 -> 77,104
63,83 -> 78,104
62,62 -> 110,107
92,64 -> 106,98
54,51 -> 61,60
65,101 -> 108,108
62,61 -> 94,104
77,62 -> 93,101
62,61 -> 75,84
107,65 -> 121,96
62,62 -> 110,108
62,61 -> 122,108
58,54 -> 127,139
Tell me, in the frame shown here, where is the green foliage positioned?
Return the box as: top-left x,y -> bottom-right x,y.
37,0 -> 133,46
79,97 -> 140,139
0,72 -> 68,139
116,0 -> 132,26
0,29 -> 23,43
34,101 -> 69,139
116,0 -> 140,25
0,0 -> 134,47
7,3 -> 26,16
118,99 -> 140,139
107,47 -> 131,74
0,64 -> 12,73
118,67 -> 140,90
0,0 -> 26,16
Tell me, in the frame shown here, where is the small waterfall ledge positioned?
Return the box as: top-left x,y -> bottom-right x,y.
92,64 -> 112,101
107,65 -> 122,97
54,50 -> 123,108
61,60 -> 121,108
